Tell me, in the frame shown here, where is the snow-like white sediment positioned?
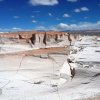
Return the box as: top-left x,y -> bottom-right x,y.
0,44 -> 33,54
70,47 -> 100,62
70,36 -> 100,63
0,55 -> 100,100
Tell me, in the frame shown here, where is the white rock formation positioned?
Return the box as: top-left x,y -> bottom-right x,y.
59,59 -> 77,81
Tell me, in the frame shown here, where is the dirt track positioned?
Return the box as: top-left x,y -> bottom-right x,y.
0,46 -> 69,56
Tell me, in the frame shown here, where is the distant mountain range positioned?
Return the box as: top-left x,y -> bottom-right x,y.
0,29 -> 100,36
62,30 -> 100,36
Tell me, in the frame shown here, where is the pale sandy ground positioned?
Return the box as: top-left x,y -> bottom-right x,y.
0,36 -> 100,100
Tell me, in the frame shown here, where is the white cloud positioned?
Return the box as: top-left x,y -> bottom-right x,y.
56,23 -> 70,30
48,13 -> 52,16
74,8 -> 80,12
67,0 -> 78,2
81,7 -> 89,11
0,27 -> 25,32
32,20 -> 37,23
31,15 -> 35,18
29,0 -> 58,6
56,18 -> 60,20
0,28 -> 10,32
35,26 -> 46,30
52,21 -> 100,31
13,16 -> 20,19
63,13 -> 70,18
84,17 -> 88,19
74,7 -> 89,12
12,27 -> 22,30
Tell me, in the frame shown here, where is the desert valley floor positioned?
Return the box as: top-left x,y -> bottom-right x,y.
0,35 -> 100,100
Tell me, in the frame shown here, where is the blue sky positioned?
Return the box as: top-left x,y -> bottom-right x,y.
0,0 -> 100,32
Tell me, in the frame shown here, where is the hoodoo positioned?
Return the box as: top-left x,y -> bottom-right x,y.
60,59 -> 76,80
67,33 -> 72,46
43,32 -> 47,46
